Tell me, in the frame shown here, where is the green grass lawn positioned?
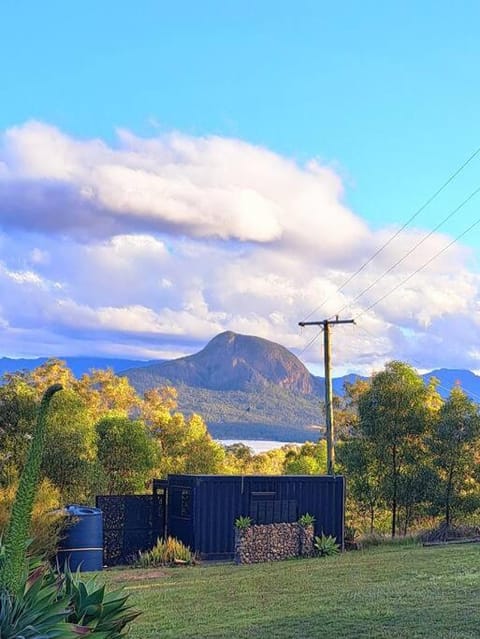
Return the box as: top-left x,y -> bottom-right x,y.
106,543 -> 480,639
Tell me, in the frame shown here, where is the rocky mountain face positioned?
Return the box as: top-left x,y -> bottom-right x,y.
125,331 -> 315,394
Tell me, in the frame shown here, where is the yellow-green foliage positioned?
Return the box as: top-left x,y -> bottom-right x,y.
137,536 -> 194,567
0,479 -> 66,560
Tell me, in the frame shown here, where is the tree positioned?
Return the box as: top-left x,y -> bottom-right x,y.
430,386 -> 480,525
331,378 -> 371,441
283,441 -> 327,475
96,416 -> 158,494
41,389 -> 98,502
76,369 -> 139,421
357,361 -> 436,537
0,373 -> 37,486
336,438 -> 383,533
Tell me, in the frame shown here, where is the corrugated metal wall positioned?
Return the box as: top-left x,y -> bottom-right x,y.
167,474 -> 345,560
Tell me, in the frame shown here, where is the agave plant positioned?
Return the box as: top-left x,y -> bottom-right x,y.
313,533 -> 340,557
62,567 -> 140,638
0,563 -> 74,639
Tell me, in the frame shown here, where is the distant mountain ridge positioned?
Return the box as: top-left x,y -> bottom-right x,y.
0,356 -> 161,378
123,331 -> 480,441
123,332 -> 480,401
2,335 -> 479,442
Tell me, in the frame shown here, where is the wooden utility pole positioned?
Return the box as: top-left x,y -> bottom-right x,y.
298,317 -> 355,475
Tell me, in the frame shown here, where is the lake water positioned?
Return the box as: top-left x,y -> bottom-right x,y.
217,439 -> 301,454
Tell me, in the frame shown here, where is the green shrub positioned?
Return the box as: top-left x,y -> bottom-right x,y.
234,516 -> 252,530
314,534 -> 340,557
137,536 -> 194,567
298,513 -> 315,527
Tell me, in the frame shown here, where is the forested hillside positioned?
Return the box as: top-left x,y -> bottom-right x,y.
145,380 -> 324,441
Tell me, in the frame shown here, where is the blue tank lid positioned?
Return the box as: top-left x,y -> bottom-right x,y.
65,504 -> 102,516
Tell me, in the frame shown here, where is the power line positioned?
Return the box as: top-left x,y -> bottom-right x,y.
297,328 -> 324,357
333,184 -> 480,317
354,212 -> 480,321
356,324 -> 480,403
301,144 -> 480,323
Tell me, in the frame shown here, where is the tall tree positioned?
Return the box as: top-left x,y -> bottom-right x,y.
42,389 -> 98,502
357,361 -> 436,537
331,378 -> 371,441
0,373 -> 37,486
77,368 -> 139,421
29,359 -> 75,397
336,438 -> 383,533
96,416 -> 158,493
430,386 -> 480,525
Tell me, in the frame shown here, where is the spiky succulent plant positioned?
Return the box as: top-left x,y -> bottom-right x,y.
0,384 -> 62,594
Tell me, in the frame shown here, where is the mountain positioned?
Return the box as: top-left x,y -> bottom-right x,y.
124,332 -> 480,441
125,331 -> 314,394
0,356 -> 161,378
124,331 -> 322,441
421,369 -> 480,400
2,335 -> 480,442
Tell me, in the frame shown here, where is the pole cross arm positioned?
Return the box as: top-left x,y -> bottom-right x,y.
299,319 -> 355,327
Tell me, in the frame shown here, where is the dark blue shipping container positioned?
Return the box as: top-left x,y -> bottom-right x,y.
56,505 -> 103,572
167,475 -> 345,560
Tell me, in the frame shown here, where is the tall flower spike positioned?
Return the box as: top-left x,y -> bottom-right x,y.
0,384 -> 63,594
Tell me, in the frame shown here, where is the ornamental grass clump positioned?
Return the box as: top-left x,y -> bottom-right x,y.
137,536 -> 194,567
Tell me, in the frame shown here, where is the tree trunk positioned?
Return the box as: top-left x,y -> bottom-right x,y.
369,504 -> 375,534
445,465 -> 454,526
403,504 -> 411,536
391,445 -> 397,538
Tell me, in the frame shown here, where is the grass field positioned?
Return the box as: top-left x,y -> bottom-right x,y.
106,543 -> 480,638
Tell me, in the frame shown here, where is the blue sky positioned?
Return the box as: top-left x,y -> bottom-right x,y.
0,1 -> 479,372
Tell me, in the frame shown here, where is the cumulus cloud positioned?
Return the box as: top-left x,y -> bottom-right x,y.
0,121 -> 368,257
0,122 -> 479,373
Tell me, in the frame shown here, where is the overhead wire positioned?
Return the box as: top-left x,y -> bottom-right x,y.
354,211 -> 480,321
300,144 -> 480,323
355,324 -> 480,403
333,184 -> 480,317
297,328 -> 323,358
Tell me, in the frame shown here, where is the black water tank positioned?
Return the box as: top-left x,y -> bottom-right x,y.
57,505 -> 103,572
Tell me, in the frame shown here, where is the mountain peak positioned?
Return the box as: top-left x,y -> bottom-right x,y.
126,331 -> 314,394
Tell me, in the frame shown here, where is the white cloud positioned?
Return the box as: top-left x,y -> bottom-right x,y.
0,122 -> 479,373
0,121 -> 368,254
